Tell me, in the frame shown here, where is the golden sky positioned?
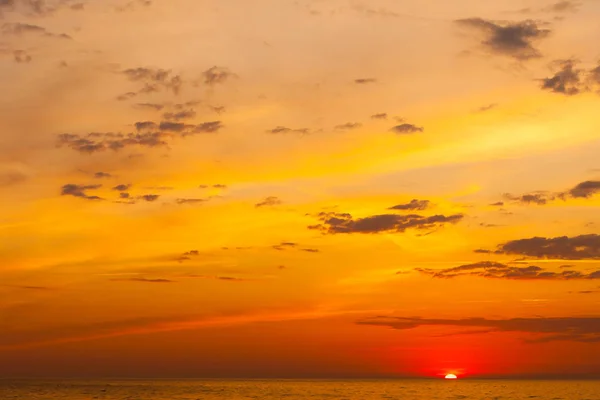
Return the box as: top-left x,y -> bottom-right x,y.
1,0 -> 600,378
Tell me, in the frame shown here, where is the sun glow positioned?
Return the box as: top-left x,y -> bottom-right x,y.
444,374 -> 458,379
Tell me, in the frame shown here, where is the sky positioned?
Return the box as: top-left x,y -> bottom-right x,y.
1,0 -> 600,379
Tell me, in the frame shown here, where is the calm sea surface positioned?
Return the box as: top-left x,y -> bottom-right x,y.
1,379 -> 599,400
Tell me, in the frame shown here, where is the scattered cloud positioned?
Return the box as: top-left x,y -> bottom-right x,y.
2,22 -> 71,39
122,67 -> 182,95
354,78 -> 377,84
389,199 -> 431,211
543,1 -> 580,13
255,196 -> 283,208
416,261 -> 600,280
505,192 -> 554,205
60,184 -> 102,201
94,172 -> 112,179
370,113 -> 388,120
163,110 -> 196,121
175,198 -> 206,205
308,211 -> 464,234
503,180 -> 600,206
135,103 -> 164,111
496,234 -> 600,260
201,66 -> 236,86
335,122 -> 362,130
357,315 -> 600,343
266,126 -> 310,135
476,103 -> 498,112
566,181 -> 600,198
540,59 -> 583,95
455,18 -> 550,60
138,194 -> 159,202
112,184 -> 131,191
272,242 -> 298,251
390,123 -> 424,134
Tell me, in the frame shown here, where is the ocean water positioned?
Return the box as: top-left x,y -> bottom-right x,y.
1,379 -> 599,400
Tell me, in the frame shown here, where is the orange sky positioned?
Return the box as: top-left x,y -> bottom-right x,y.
1,0 -> 600,379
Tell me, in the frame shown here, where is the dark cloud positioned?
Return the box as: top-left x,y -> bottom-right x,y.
60,184 -> 102,200
490,201 -> 504,206
497,234 -> 600,260
357,316 -> 600,343
57,120 -> 222,154
2,22 -> 71,39
255,196 -> 282,208
354,78 -> 377,84
112,184 -> 131,191
175,198 -> 206,205
566,181 -> 600,198
309,211 -> 464,234
122,67 -> 182,95
213,184 -> 227,189
334,122 -> 362,130
390,123 -> 424,134
370,113 -> 388,120
389,199 -> 430,211
139,194 -> 159,202
456,18 -> 550,60
163,110 -> 196,121
266,126 -> 310,135
301,248 -> 320,253
119,192 -> 130,199
94,172 -> 112,179
540,60 -> 583,95
57,132 -> 169,153
202,66 -> 236,86
416,261 -> 600,280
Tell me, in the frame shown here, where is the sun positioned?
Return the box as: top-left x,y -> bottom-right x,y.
444,374 -> 458,379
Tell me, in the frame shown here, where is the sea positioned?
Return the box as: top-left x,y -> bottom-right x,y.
1,379 -> 599,400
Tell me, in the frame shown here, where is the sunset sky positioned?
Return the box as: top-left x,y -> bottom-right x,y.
2,0 -> 600,379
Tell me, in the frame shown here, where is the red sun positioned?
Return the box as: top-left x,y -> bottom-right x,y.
444,374 -> 458,379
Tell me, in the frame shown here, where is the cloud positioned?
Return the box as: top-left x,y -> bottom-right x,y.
416,261 -> 600,280
543,1 -> 580,13
199,184 -> 227,189
496,234 -> 600,260
476,103 -> 498,112
2,22 -> 71,39
111,278 -> 174,283
370,113 -> 388,120
566,181 -> 600,198
308,211 -> 464,234
357,316 -> 600,343
163,110 -> 196,121
138,194 -> 159,202
266,126 -> 310,135
94,172 -> 112,179
503,180 -> 600,205
175,198 -> 206,205
119,192 -> 130,199
354,78 -> 377,84
272,242 -> 298,251
505,192 -> 554,205
390,123 -> 424,134
389,199 -> 430,211
334,122 -> 362,130
57,120 -> 223,154
60,184 -> 102,200
135,103 -> 164,111
255,196 -> 282,208
455,18 -> 550,60
122,67 -> 182,95
540,60 -> 583,95
112,184 -> 131,191
13,49 -> 31,63
301,248 -> 320,253
201,66 -> 236,86
57,132 -> 169,153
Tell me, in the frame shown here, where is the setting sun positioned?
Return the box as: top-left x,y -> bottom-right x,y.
445,374 -> 458,380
